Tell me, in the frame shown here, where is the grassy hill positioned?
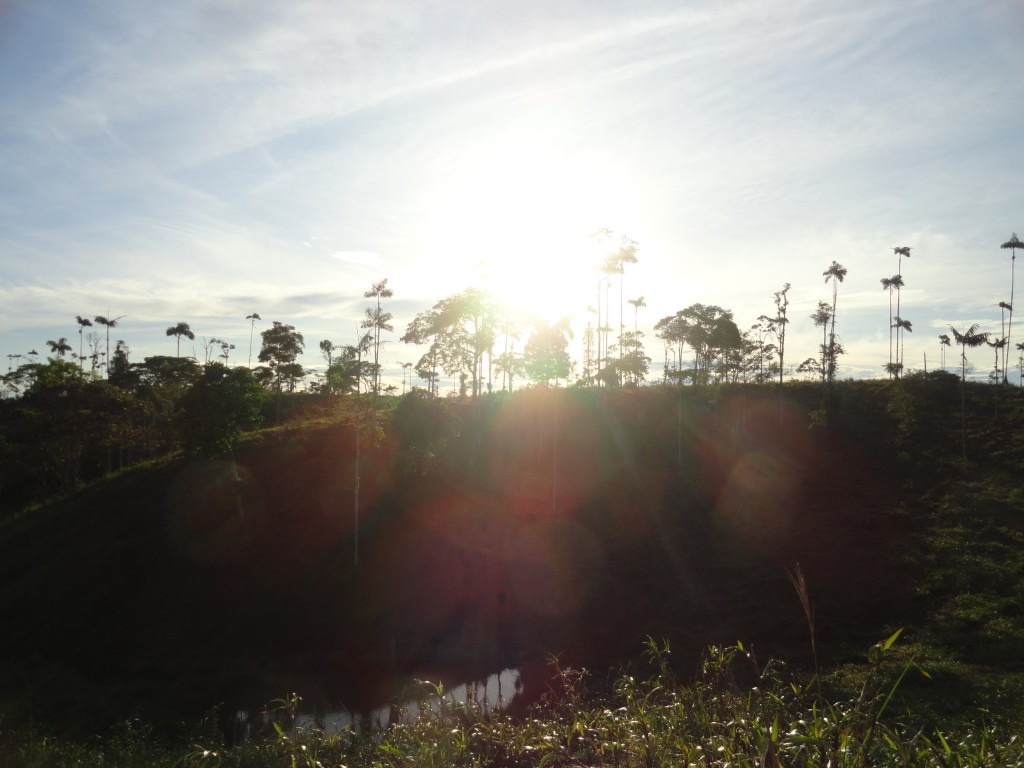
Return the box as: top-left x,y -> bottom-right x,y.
1,375 -> 1022,739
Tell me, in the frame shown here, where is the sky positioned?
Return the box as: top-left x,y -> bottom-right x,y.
2,0 -> 1023,389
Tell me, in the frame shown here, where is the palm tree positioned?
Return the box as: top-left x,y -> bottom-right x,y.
93,313 -> 125,379
628,296 -> 646,363
1017,341 -> 1024,386
246,313 -> 261,367
880,276 -> 895,375
46,337 -> 72,359
362,279 -> 394,397
892,316 -> 912,376
939,333 -> 951,371
1001,233 -> 1020,383
950,323 -> 989,467
998,301 -> 1012,380
823,261 -> 848,383
880,275 -> 903,377
987,337 -> 1007,382
75,315 -> 93,369
615,238 -> 639,365
166,321 -> 195,357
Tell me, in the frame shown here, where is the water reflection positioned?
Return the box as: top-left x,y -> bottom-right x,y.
284,667 -> 521,735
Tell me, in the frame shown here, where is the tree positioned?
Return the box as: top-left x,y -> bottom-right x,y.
46,337 -> 72,360
166,322 -> 195,357
362,279 -> 394,397
823,261 -> 848,384
246,313 -> 262,368
654,312 -> 690,386
772,282 -> 790,383
320,340 -> 337,395
950,323 -> 989,467
892,316 -> 913,377
758,283 -> 791,384
810,301 -> 833,382
93,313 -> 125,379
523,318 -> 572,386
402,289 -> 497,398
75,315 -> 93,369
178,363 -> 263,454
1000,233 -> 1020,383
656,304 -> 740,386
258,321 -> 305,398
628,296 -> 646,336
987,336 -> 1007,383
880,275 -> 903,377
400,361 -> 414,394
938,333 -> 951,371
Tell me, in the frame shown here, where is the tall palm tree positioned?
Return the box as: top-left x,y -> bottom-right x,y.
939,333 -> 951,371
1001,233 -> 1020,383
46,337 -> 72,359
823,261 -> 848,383
246,313 -> 261,367
597,255 -> 620,384
93,313 -> 124,379
998,301 -> 1012,380
880,276 -> 895,375
892,316 -> 912,376
362,279 -> 394,397
1017,341 -> 1024,386
950,323 -> 989,467
166,321 -> 195,357
988,337 -> 1007,382
628,296 -> 646,362
75,315 -> 93,369
615,237 -> 639,365
629,296 -> 646,336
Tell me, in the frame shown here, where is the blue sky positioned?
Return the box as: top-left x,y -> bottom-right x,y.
2,0 -> 1023,387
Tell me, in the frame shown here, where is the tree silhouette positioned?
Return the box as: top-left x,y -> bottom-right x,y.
613,237 -> 639,376
46,337 -> 72,359
246,313 -> 262,368
939,333 -> 951,371
627,296 -> 646,373
987,337 -> 1007,383
258,321 -> 305,419
998,301 -> 1013,380
165,322 -> 195,358
523,317 -> 573,386
1000,233 -> 1020,383
892,316 -> 913,376
880,275 -> 903,377
93,313 -> 124,379
74,315 -> 93,369
823,261 -> 848,384
1016,341 -> 1024,385
893,245 -> 911,319
810,300 -> 833,383
362,279 -> 394,398
950,323 -> 989,467
772,283 -> 791,383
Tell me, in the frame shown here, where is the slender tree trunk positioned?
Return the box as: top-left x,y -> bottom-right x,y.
1007,254 -> 1015,384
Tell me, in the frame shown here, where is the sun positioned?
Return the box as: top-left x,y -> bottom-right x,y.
423,140 -> 631,326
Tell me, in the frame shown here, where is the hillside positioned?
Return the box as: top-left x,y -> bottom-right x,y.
1,376 -> 1023,735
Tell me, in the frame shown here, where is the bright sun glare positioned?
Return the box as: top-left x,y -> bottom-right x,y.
425,140 -> 633,327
